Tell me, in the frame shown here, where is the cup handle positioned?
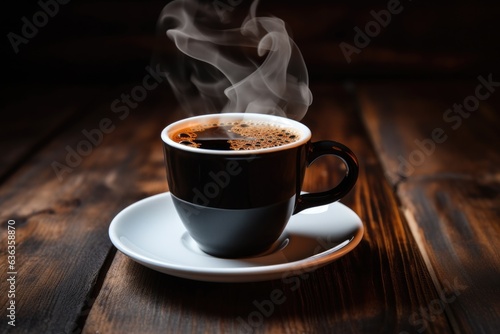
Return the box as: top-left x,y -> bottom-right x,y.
294,141 -> 359,214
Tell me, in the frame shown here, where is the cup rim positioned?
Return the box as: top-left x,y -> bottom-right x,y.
161,113 -> 312,155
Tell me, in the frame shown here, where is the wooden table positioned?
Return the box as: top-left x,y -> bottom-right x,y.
1,78 -> 499,333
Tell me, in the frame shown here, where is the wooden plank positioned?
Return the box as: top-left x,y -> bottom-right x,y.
84,84 -> 452,333
359,80 -> 500,184
0,85 -> 103,182
358,81 -> 500,332
0,85 -> 176,333
400,178 -> 500,333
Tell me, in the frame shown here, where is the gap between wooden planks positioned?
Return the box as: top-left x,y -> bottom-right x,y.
358,81 -> 500,333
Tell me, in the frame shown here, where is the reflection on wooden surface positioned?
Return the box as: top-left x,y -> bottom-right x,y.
1,1 -> 499,333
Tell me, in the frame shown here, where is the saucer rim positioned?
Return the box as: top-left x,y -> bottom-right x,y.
109,192 -> 364,282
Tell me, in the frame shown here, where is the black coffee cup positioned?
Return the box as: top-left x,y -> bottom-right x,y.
161,113 -> 358,258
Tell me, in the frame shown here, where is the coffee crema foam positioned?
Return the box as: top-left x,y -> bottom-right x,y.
170,120 -> 301,151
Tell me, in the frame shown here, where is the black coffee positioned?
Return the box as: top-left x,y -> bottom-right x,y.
170,120 -> 301,150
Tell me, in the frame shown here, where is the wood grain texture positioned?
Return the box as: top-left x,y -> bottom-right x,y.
358,82 -> 500,333
84,85 -> 451,333
0,85 -> 175,333
400,178 -> 500,333
358,81 -> 500,184
3,1 -> 500,332
0,85 -> 103,182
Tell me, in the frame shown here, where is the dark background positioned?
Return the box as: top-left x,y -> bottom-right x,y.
2,3 -> 499,333
3,0 -> 499,87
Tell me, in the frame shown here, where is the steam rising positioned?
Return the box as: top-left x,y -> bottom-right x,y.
155,0 -> 312,120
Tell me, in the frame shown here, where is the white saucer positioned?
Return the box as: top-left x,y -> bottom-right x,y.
109,192 -> 364,282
